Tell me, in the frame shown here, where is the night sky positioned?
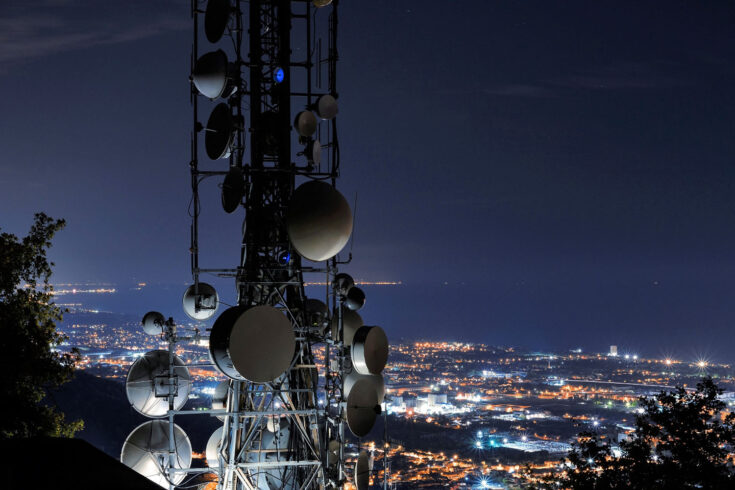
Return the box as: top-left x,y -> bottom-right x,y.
2,1 -> 735,361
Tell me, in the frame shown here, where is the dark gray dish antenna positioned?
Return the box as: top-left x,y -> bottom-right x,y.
221,166 -> 244,213
316,94 -> 338,120
193,50 -> 235,99
352,325 -> 388,375
345,286 -> 366,311
204,0 -> 230,43
205,103 -> 235,160
346,378 -> 380,437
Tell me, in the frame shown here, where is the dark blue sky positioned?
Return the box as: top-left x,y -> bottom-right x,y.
3,1 -> 735,361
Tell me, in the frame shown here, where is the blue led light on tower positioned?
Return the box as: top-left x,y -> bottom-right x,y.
274,67 -> 285,83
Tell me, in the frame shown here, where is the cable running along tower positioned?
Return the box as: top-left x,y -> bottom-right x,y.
120,1 -> 390,489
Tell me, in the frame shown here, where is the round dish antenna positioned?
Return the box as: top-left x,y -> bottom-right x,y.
346,378 -> 380,437
141,311 -> 165,336
205,103 -> 235,160
327,440 -> 340,467
316,94 -> 338,120
221,166 -> 244,213
333,273 -> 354,296
352,325 -> 388,375
193,50 -> 235,99
344,369 -> 385,403
205,427 -> 224,468
120,420 -> 192,487
209,305 -> 295,382
294,110 -> 317,137
287,180 -> 353,262
211,380 -> 229,420
331,307 -> 363,345
182,282 -> 219,321
304,298 -> 328,329
125,350 -> 191,417
313,0 -> 333,7
305,139 -> 321,165
355,450 -> 370,490
204,0 -> 230,43
345,286 -> 366,311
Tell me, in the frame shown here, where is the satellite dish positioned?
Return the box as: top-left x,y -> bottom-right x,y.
345,286 -> 366,311
141,311 -> 166,336
205,103 -> 235,160
287,180 -> 353,262
193,50 -> 236,99
346,378 -> 380,437
125,350 -> 191,417
211,380 -> 229,420
355,450 -> 370,490
182,282 -> 219,321
333,273 -> 354,296
294,110 -> 317,137
120,420 -> 192,487
344,369 -> 385,403
352,326 -> 388,375
327,440 -> 340,467
206,427 -> 224,468
221,166 -> 244,213
313,0 -> 333,7
205,0 -> 230,43
316,94 -> 338,120
305,139 -> 321,165
209,305 -> 295,382
330,307 -> 363,345
304,298 -> 328,328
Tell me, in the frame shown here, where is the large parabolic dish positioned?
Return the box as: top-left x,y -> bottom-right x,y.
120,420 -> 192,488
287,180 -> 353,262
126,350 -> 191,417
331,307 -> 363,345
209,305 -> 295,382
346,378 -> 380,437
352,325 -> 388,375
355,450 -> 370,490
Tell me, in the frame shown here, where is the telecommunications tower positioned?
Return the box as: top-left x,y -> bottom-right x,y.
120,1 -> 390,489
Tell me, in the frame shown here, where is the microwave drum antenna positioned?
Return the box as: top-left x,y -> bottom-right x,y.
287,180 -> 353,262
205,426 -> 224,468
316,95 -> 338,120
221,166 -> 244,213
126,350 -> 191,417
192,50 -> 233,99
352,325 -> 388,375
120,420 -> 192,487
204,0 -> 230,43
355,450 -> 370,490
331,307 -> 363,345
346,378 -> 379,437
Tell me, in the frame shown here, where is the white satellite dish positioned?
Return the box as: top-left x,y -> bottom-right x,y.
345,286 -> 366,311
346,378 -> 380,437
344,369 -> 385,403
331,307 -> 363,345
221,166 -> 244,214
125,350 -> 191,417
205,0 -> 230,43
182,282 -> 219,321
355,450 -> 370,490
211,380 -> 229,420
209,305 -> 295,382
206,426 -> 224,468
120,420 -> 192,488
352,326 -> 388,375
193,50 -> 236,99
316,94 -> 338,120
205,103 -> 235,160
141,311 -> 165,336
287,180 -> 353,262
294,110 -> 317,137
305,139 -> 321,165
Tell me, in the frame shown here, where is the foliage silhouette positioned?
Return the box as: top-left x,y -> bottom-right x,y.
0,213 -> 82,438
539,378 -> 735,489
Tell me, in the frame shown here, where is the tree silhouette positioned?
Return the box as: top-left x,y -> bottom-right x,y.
0,213 -> 82,438
540,378 -> 735,489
